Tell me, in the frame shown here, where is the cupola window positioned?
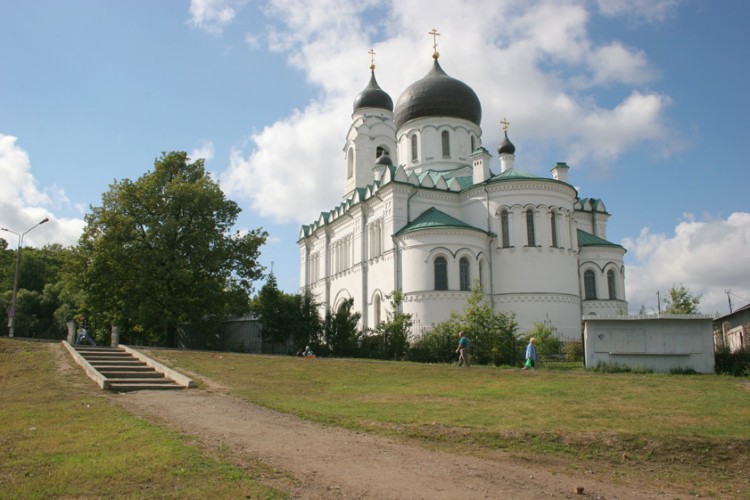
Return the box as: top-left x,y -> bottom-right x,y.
607,270 -> 617,300
411,134 -> 418,162
500,210 -> 510,248
441,130 -> 450,158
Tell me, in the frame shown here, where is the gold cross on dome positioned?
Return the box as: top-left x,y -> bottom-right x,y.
428,28 -> 440,58
368,48 -> 376,70
501,118 -> 510,133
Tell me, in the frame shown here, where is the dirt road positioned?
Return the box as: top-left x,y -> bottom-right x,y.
109,386 -> 678,499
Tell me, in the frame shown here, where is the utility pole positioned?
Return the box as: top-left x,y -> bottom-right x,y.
726,289 -> 733,314
657,291 -> 661,315
1,218 -> 49,337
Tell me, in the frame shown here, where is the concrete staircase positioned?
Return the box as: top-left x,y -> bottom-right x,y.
64,343 -> 194,392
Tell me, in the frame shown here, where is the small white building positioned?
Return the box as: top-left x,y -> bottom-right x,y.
299,48 -> 628,341
584,315 -> 715,373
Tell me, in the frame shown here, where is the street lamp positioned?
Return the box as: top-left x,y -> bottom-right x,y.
1,217 -> 49,337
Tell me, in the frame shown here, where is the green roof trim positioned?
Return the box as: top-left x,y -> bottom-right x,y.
490,168 -> 543,180
577,229 -> 623,248
395,207 -> 489,236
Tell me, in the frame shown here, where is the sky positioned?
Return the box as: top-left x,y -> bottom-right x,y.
1,0 -> 749,318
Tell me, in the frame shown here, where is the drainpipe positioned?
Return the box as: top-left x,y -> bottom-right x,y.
484,185 -> 496,308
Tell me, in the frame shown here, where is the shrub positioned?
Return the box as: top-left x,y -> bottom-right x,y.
714,347 -> 750,377
562,341 -> 584,362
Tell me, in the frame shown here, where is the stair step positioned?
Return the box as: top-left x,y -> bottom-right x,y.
87,360 -> 147,366
108,382 -> 183,391
99,370 -> 164,379
107,377 -> 174,384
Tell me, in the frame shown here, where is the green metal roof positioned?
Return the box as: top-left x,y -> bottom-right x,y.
395,207 -> 488,236
577,229 -> 623,248
490,168 -> 543,181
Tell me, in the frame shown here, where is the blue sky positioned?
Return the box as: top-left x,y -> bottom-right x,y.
1,0 -> 748,317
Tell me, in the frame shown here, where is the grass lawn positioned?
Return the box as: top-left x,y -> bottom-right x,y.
0,339 -> 284,499
144,349 -> 750,498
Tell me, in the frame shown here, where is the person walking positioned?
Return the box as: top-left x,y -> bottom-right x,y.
456,331 -> 470,367
523,337 -> 537,370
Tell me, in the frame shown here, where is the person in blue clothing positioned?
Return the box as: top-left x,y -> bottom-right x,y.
523,337 -> 537,370
456,331 -> 470,367
75,327 -> 96,346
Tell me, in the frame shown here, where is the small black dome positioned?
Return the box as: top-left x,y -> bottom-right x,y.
375,151 -> 393,166
498,131 -> 515,155
394,59 -> 481,130
353,71 -> 393,112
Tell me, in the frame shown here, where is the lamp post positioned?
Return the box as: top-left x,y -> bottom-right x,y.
1,217 -> 49,337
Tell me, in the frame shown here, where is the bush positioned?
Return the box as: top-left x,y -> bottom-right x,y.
562,341 -> 584,362
588,362 -> 653,374
715,347 -> 750,377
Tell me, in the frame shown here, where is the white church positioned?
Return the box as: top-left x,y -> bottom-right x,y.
298,42 -> 628,341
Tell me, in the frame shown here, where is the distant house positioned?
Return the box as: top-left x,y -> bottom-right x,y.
713,303 -> 750,353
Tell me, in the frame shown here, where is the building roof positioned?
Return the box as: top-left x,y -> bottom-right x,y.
393,59 -> 481,129
577,229 -> 623,248
395,206 -> 489,236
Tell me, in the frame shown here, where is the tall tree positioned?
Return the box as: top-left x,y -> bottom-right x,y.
377,290 -> 413,360
65,152 -> 267,345
322,298 -> 361,357
664,283 -> 701,314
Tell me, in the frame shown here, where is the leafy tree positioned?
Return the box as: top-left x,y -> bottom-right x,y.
459,284 -> 518,365
293,288 -> 322,351
409,284 -> 517,365
376,290 -> 413,360
65,152 -> 267,346
321,298 -> 361,357
521,322 -> 561,358
664,283 -> 700,314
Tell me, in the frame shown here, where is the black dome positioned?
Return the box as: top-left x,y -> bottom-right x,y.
394,59 -> 481,130
498,131 -> 515,155
353,71 -> 393,112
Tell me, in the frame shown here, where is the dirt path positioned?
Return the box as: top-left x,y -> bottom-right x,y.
106,384 -> 677,500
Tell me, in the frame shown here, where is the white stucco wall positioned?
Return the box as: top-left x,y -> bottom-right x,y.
584,315 -> 715,373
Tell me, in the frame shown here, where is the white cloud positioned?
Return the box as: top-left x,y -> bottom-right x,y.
215,0 -> 681,224
623,212 -> 750,316
190,141 -> 215,163
0,133 -> 84,248
188,0 -> 244,35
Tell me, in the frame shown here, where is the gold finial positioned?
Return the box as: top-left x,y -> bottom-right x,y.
501,118 -> 510,133
428,28 -> 441,59
368,48 -> 376,71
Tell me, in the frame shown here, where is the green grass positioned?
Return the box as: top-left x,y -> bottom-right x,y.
0,339 -> 284,499
3,339 -> 749,498
145,349 -> 750,497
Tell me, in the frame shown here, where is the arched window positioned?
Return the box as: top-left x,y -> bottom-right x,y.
347,148 -> 354,178
376,146 -> 389,159
500,210 -> 510,248
607,270 -> 617,300
411,134 -> 418,162
526,209 -> 536,247
434,256 -> 448,290
441,130 -> 450,158
550,212 -> 558,247
478,260 -> 485,290
459,257 -> 470,291
584,270 -> 597,300
374,294 -> 381,326
470,135 -> 476,152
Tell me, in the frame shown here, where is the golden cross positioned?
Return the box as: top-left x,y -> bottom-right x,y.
428,28 -> 440,57
501,118 -> 510,133
368,48 -> 376,70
